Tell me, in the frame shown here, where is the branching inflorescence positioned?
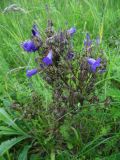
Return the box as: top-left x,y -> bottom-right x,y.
21,20 -> 107,106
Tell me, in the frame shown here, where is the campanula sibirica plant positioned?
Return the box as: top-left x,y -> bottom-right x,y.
21,20 -> 107,106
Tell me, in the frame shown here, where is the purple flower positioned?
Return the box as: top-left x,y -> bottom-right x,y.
32,24 -> 39,37
21,40 -> 38,52
87,58 -> 101,72
86,33 -> 90,40
42,49 -> 53,66
84,33 -> 92,50
26,68 -> 38,77
67,52 -> 74,60
21,25 -> 41,52
67,27 -> 76,36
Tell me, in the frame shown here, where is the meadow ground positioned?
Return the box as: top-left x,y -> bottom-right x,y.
0,0 -> 120,159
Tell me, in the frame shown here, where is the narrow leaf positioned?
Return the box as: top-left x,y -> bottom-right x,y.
0,108 -> 27,136
0,136 -> 28,156
0,126 -> 21,135
18,144 -> 31,160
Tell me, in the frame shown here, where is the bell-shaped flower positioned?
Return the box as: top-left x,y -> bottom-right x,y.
84,33 -> 92,51
21,25 -> 41,52
21,40 -> 38,52
26,68 -> 38,77
87,57 -> 101,72
42,49 -> 53,66
67,27 -> 76,36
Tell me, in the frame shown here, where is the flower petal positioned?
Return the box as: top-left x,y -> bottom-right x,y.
26,68 -> 38,77
21,40 -> 38,52
86,33 -> 90,41
87,58 -> 96,65
91,65 -> 97,72
87,57 -> 101,72
84,33 -> 92,48
42,49 -> 53,66
42,57 -> 52,66
94,58 -> 101,67
67,27 -> 76,36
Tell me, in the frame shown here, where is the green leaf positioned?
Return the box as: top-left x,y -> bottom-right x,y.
0,108 -> 27,136
50,149 -> 55,160
107,87 -> 120,99
0,156 -> 6,160
2,99 -> 11,108
0,126 -> 22,135
0,136 -> 28,156
60,125 -> 70,140
111,107 -> 120,119
30,154 -> 40,160
0,131 -> 21,136
18,144 -> 31,160
104,152 -> 120,160
71,127 -> 79,141
67,143 -> 73,150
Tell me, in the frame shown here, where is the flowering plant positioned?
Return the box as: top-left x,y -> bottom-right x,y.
21,20 -> 107,106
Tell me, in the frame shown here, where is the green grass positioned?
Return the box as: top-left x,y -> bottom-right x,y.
0,0 -> 120,159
